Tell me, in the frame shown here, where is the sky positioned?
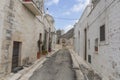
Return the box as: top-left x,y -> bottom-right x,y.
45,0 -> 90,32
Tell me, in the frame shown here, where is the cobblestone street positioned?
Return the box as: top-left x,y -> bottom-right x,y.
29,49 -> 76,80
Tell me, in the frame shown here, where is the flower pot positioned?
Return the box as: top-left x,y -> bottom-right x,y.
42,50 -> 48,55
95,47 -> 98,51
37,52 -> 40,59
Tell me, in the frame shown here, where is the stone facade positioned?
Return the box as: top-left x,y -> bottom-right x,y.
74,0 -> 120,80
51,27 -> 57,51
56,30 -> 62,44
0,0 -> 56,77
43,14 -> 56,52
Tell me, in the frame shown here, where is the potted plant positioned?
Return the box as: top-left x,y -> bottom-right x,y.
95,46 -> 98,51
42,50 -> 48,55
37,52 -> 41,59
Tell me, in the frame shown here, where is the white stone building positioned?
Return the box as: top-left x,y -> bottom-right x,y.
74,0 -> 120,80
43,14 -> 56,52
51,27 -> 57,51
0,0 -> 56,77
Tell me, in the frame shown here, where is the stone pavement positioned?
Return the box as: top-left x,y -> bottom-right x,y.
29,49 -> 76,80
0,49 -> 59,80
0,47 -> 102,80
69,49 -> 102,80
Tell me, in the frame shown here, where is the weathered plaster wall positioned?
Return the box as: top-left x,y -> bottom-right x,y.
0,0 -> 8,76
87,0 -> 120,80
43,14 -> 55,52
74,0 -> 120,80
0,0 -> 45,76
74,24 -> 79,54
74,5 -> 92,57
13,0 -> 45,65
51,27 -> 56,51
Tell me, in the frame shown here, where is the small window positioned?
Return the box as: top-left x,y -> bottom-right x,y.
95,38 -> 98,52
78,31 -> 80,38
88,39 -> 90,49
88,55 -> 91,63
100,25 -> 105,41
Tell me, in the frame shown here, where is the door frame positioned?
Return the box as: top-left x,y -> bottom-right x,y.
11,41 -> 22,72
84,29 -> 87,61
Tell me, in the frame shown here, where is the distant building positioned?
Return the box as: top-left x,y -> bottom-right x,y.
56,29 -> 63,44
61,30 -> 65,35
60,28 -> 74,48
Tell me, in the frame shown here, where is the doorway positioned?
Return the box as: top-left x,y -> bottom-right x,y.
84,29 -> 87,61
38,33 -> 42,52
12,41 -> 21,72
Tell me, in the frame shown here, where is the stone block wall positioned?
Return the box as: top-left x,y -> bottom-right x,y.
0,0 -> 8,76
0,0 -> 45,76
74,0 -> 120,80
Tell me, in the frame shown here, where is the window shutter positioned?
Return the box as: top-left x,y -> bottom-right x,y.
100,25 -> 105,41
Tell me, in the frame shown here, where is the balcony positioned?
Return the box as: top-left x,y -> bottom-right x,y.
22,0 -> 41,15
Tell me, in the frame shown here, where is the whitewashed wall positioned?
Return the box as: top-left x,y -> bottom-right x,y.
0,0 -> 7,75
74,0 -> 120,80
0,0 -> 45,76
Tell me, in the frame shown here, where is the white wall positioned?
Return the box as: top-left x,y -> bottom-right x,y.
0,0 -> 7,74
44,14 -> 56,51
12,0 -> 44,63
74,0 -> 120,80
0,0 -> 45,75
74,5 -> 92,57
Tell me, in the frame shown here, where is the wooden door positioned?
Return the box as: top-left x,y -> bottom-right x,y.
12,41 -> 21,72
84,29 -> 87,61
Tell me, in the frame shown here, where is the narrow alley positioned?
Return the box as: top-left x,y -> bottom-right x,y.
29,49 -> 76,80
0,0 -> 120,80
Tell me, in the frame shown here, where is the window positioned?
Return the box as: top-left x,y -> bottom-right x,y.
88,39 -> 90,49
88,55 -> 91,64
78,31 -> 80,38
100,25 -> 105,41
95,38 -> 98,52
78,31 -> 80,44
